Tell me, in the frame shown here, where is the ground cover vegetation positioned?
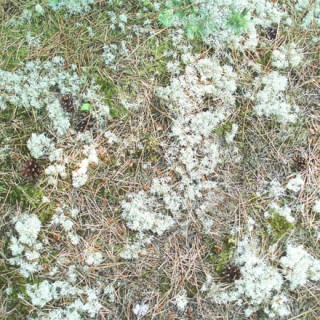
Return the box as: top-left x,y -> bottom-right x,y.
0,0 -> 319,319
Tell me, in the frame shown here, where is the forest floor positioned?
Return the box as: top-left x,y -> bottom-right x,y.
0,1 -> 319,319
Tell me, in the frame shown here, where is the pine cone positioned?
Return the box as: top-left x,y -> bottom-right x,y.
221,264 -> 241,283
60,93 -> 74,113
21,159 -> 42,180
266,27 -> 277,40
76,114 -> 94,132
292,155 -> 307,171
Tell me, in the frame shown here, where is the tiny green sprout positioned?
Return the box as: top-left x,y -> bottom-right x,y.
159,9 -> 175,27
227,7 -> 250,34
227,237 -> 236,245
158,0 -> 214,40
185,14 -> 202,40
80,103 -> 91,111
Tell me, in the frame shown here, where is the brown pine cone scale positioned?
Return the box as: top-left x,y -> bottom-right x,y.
21,159 -> 42,180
